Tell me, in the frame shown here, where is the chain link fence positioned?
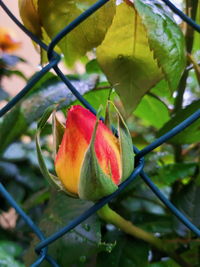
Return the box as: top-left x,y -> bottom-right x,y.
0,0 -> 200,266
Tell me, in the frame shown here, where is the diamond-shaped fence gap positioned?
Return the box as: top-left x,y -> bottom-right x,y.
0,0 -> 200,266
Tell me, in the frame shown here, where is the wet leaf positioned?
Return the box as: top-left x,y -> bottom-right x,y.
134,0 -> 186,93
24,191 -> 102,266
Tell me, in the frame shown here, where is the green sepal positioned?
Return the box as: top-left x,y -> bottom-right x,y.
52,111 -> 65,160
109,101 -> 134,181
104,89 -> 112,129
36,105 -> 77,198
78,108 -> 118,201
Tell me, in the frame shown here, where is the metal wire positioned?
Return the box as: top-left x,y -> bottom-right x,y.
161,0 -> 200,33
0,0 -> 200,266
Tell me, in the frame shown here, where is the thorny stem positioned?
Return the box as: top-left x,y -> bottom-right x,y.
98,204 -> 192,267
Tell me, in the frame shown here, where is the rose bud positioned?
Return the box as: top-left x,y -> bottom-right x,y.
54,104 -> 134,201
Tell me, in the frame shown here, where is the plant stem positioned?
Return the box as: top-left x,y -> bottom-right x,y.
173,0 -> 198,163
98,204 -> 162,248
98,204 -> 192,267
187,53 -> 200,85
174,0 -> 198,114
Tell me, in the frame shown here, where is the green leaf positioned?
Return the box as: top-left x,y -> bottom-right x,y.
97,2 -> 163,115
38,0 -> 115,66
151,79 -> 172,98
153,163 -> 197,186
173,181 -> 200,235
134,94 -> 170,129
0,247 -> 25,267
86,59 -> 103,74
97,230 -> 149,267
23,188 -> 50,210
134,0 -> 186,93
0,241 -> 22,258
157,100 -> 200,144
24,192 -> 102,266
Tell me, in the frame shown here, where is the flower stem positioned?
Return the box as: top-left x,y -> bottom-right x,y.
98,204 -> 162,249
98,204 -> 192,267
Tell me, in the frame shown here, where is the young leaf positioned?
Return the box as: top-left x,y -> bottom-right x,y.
38,0 -> 116,66
97,2 -> 163,115
97,1 -> 186,114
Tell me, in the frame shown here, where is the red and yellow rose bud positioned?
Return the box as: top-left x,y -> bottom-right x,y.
54,104 -> 134,201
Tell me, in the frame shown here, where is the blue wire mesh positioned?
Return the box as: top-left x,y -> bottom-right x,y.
0,0 -> 200,266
